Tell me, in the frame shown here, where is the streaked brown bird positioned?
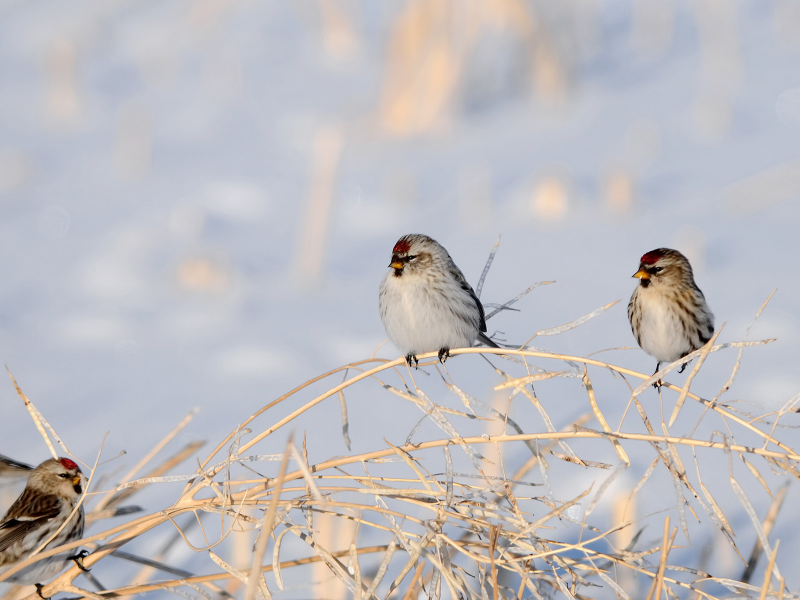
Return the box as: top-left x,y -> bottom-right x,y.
0,458 -> 86,588
628,248 -> 714,383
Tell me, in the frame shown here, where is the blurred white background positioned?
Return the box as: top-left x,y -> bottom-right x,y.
0,1 -> 799,597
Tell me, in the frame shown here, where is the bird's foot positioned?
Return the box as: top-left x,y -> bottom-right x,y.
35,584 -> 49,599
438,347 -> 450,364
405,354 -> 419,369
69,549 -> 91,572
678,363 -> 688,374
651,363 -> 663,388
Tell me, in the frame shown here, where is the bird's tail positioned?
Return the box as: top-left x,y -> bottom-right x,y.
477,333 -> 527,364
477,332 -> 501,349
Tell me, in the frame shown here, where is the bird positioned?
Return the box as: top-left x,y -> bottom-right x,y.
0,454 -> 33,479
379,234 -> 500,367
0,457 -> 87,592
627,248 -> 714,384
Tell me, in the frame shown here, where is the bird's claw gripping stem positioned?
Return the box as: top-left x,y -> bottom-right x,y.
69,549 -> 91,572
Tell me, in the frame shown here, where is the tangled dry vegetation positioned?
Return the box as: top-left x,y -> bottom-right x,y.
0,289 -> 797,600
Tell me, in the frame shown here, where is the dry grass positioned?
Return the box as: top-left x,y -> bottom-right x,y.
1,2 -> 793,598
0,292 -> 796,600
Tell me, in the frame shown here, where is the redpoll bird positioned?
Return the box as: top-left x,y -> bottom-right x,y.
0,458 -> 86,587
379,234 -> 500,366
0,454 -> 33,479
628,248 -> 714,381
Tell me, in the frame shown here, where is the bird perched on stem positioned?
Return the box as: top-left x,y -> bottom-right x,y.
628,248 -> 714,385
0,457 -> 87,591
379,234 -> 500,367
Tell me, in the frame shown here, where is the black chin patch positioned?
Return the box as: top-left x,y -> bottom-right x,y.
393,269 -> 403,277
74,483 -> 82,495
640,279 -> 651,288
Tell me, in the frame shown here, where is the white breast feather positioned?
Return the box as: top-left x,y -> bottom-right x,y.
635,286 -> 692,364
379,270 -> 478,356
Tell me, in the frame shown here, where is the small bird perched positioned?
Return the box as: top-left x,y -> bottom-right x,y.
0,454 -> 33,479
379,234 -> 500,367
0,458 -> 86,589
627,248 -> 714,382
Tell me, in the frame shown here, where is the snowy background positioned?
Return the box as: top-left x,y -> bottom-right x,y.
0,0 -> 799,597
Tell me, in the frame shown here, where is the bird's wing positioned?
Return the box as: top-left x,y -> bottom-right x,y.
0,454 -> 34,477
448,265 -> 488,333
0,490 -> 63,552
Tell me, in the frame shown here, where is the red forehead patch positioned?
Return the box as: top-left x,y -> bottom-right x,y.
59,458 -> 78,470
393,239 -> 411,254
640,249 -> 665,264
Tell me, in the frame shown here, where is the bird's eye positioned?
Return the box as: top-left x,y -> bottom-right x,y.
59,473 -> 69,478
654,267 -> 662,272
406,255 -> 417,261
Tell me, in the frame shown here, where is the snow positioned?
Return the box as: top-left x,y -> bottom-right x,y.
0,1 -> 798,596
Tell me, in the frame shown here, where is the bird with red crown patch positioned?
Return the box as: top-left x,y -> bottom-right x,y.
627,248 -> 715,386
379,234 -> 500,367
0,457 -> 87,593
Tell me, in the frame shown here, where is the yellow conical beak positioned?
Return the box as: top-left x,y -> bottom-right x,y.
633,269 -> 649,280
